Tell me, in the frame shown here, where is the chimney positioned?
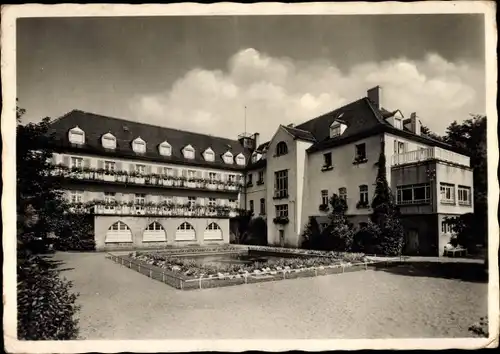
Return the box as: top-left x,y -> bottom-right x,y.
367,86 -> 382,109
410,112 -> 421,135
253,132 -> 260,149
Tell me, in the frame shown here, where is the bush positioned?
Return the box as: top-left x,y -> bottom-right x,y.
352,221 -> 381,254
17,255 -> 80,340
301,216 -> 321,249
54,213 -> 95,251
444,213 -> 480,252
242,217 -> 268,246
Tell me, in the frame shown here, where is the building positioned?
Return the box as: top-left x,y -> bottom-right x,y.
244,86 -> 473,256
48,110 -> 257,250
49,86 -> 473,256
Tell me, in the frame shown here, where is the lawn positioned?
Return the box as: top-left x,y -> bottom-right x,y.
54,252 -> 488,340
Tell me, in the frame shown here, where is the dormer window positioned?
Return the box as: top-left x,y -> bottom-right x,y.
183,145 -> 195,159
132,137 -> 146,154
159,141 -> 172,156
329,121 -> 347,138
236,153 -> 246,166
223,151 -> 233,164
101,133 -> 116,150
276,141 -> 288,156
252,151 -> 261,163
68,126 -> 85,145
203,148 -> 215,162
394,118 -> 402,129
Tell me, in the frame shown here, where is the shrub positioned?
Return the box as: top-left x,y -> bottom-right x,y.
54,212 -> 96,251
17,255 -> 79,340
352,221 -> 381,254
444,213 -> 479,252
242,217 -> 268,245
301,216 -> 322,249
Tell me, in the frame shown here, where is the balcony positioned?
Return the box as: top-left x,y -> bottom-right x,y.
52,165 -> 243,193
69,201 -> 240,218
391,147 -> 470,167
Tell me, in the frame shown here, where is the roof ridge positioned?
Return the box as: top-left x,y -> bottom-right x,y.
66,109 -> 241,144
285,125 -> 314,134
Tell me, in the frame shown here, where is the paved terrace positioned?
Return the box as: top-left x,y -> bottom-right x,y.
54,252 -> 487,340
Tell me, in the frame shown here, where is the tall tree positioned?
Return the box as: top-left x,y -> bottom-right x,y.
369,138 -> 404,256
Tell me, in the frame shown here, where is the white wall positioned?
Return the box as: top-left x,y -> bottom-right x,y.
295,140 -> 313,237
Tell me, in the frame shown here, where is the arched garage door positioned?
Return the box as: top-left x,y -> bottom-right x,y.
143,221 -> 167,242
175,222 -> 196,241
204,222 -> 223,241
105,221 -> 132,243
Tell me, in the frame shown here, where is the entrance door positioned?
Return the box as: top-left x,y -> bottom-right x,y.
406,229 -> 419,255
279,230 -> 285,247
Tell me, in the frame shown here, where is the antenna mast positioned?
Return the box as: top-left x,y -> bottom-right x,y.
244,105 -> 247,135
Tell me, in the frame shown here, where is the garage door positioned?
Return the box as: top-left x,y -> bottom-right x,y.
143,221 -> 167,242
105,221 -> 132,243
175,222 -> 196,241
204,222 -> 223,240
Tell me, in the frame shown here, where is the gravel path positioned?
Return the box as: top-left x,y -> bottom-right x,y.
55,252 -> 488,340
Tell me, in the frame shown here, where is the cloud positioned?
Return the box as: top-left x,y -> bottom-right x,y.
129,48 -> 484,143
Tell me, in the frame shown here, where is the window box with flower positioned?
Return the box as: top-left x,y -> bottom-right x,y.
356,200 -> 370,209
321,164 -> 334,172
319,203 -> 329,212
273,216 -> 289,225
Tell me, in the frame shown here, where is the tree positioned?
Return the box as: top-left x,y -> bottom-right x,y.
301,216 -> 322,249
368,138 -> 404,256
320,194 -> 354,251
16,104 -> 80,339
242,216 -> 268,245
421,124 -> 445,142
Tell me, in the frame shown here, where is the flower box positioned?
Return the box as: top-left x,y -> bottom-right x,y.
135,177 -> 145,184
103,174 -> 115,182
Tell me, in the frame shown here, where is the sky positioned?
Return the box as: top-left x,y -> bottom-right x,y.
17,14 -> 486,143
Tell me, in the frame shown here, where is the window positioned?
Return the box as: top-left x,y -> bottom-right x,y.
236,153 -> 246,166
183,145 -> 195,159
359,185 -> 369,204
355,144 -> 366,161
276,141 -> 288,156
394,118 -> 402,129
396,184 -> 431,205
135,193 -> 146,211
207,222 -> 221,230
163,167 -> 173,176
229,199 -> 237,208
187,169 -> 196,180
132,137 -> 146,154
70,157 -> 83,169
188,196 -> 197,210
223,151 -> 234,164
258,171 -> 264,184
249,200 -> 254,213
204,148 -> 215,162
440,183 -> 455,204
260,198 -> 266,215
323,152 -> 332,167
69,190 -> 83,203
135,164 -> 145,175
275,204 -> 288,217
247,173 -> 253,186
398,141 -> 406,154
68,126 -> 85,145
208,172 -> 217,181
159,141 -> 172,156
110,221 -> 130,231
339,187 -> 347,200
208,198 -> 216,212
441,220 -> 452,234
274,170 -> 288,198
458,186 -> 472,206
321,190 -> 329,205
146,222 -> 164,231
330,124 -> 341,137
104,161 -> 115,173
228,174 -> 236,183
178,222 -> 194,230
101,133 -> 116,150
104,192 -> 116,210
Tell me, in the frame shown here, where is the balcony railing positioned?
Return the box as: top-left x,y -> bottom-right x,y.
68,201 -> 240,218
52,165 -> 243,193
391,147 -> 470,167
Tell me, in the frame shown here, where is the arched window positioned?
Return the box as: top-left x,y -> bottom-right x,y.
235,153 -> 246,166
159,141 -> 172,156
223,151 -> 233,164
178,222 -> 194,230
68,126 -> 85,145
146,221 -> 164,231
101,133 -> 117,150
132,137 -> 146,154
276,141 -> 288,156
109,221 -> 130,231
206,222 -> 221,230
203,148 -> 215,162
183,145 -> 195,159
